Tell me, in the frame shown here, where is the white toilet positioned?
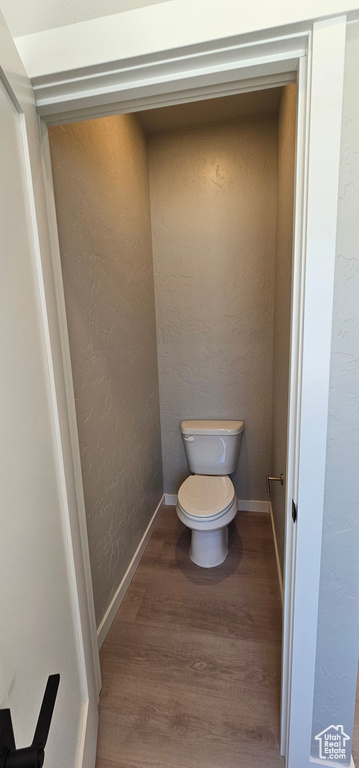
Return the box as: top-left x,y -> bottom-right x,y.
176,419 -> 245,568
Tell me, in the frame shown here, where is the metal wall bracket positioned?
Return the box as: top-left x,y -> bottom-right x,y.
266,473 -> 284,497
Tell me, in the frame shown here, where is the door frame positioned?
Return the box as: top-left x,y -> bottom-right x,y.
0,14 -> 101,768
36,15 -> 347,766
284,18 -> 346,767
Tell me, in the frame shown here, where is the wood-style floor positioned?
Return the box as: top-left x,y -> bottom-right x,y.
96,506 -> 284,768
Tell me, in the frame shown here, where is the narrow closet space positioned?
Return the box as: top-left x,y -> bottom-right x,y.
48,83 -> 296,768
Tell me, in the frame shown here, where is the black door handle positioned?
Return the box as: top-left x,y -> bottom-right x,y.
0,674 -> 60,768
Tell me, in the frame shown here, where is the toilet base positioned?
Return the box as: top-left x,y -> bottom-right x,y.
190,526 -> 228,568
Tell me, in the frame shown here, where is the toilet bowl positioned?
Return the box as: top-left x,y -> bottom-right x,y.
176,419 -> 244,567
176,474 -> 237,567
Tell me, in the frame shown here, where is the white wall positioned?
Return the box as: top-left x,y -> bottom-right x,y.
149,116 -> 278,500
312,21 -> 359,762
49,114 -> 163,626
0,0 -> 169,37
11,1 -> 359,79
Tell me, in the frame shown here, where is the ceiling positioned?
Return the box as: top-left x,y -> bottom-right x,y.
0,0 -> 170,38
136,88 -> 282,135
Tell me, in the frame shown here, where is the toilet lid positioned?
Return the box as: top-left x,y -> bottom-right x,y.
178,475 -> 235,519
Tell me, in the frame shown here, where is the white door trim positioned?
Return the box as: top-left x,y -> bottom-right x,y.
280,50 -> 311,758
285,17 -> 347,768
33,28 -> 306,124
39,121 -> 102,699
36,16 -> 347,767
0,13 -> 100,767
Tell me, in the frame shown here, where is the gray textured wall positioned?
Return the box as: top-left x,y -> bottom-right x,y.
148,118 -> 278,500
49,114 -> 163,626
271,85 -> 296,576
312,23 -> 359,763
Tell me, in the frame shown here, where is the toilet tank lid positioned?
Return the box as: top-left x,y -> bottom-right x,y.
180,420 -> 245,436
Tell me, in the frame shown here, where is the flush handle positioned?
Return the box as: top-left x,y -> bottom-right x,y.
266,474 -> 284,497
183,436 -> 195,442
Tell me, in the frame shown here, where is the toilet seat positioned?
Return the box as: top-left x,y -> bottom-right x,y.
178,474 -> 235,521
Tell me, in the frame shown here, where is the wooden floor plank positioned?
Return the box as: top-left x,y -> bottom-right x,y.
102,621 -> 280,708
96,507 -> 284,768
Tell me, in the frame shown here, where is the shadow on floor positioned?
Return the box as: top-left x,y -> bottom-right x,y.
175,520 -> 243,584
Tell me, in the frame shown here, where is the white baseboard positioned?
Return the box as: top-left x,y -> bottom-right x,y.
237,499 -> 270,513
269,501 -> 283,606
96,494 -> 164,648
164,493 -> 178,506
164,492 -> 270,515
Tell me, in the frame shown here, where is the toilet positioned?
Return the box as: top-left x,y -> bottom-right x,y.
176,420 -> 244,568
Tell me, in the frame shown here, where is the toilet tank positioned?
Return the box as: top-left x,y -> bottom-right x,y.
180,420 -> 245,475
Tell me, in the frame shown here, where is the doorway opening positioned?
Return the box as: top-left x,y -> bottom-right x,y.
47,83 -> 297,768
